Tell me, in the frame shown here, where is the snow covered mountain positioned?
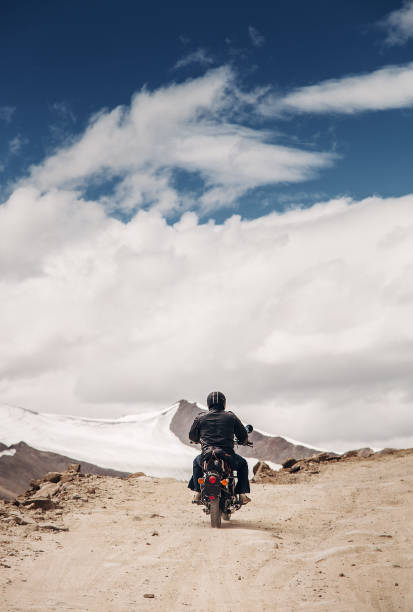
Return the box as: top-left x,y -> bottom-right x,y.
0,403 -> 196,479
0,401 -> 320,482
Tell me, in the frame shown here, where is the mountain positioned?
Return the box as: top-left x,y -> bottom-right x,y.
1,401 -> 320,496
0,403 -> 197,480
0,441 -> 129,500
170,400 -> 321,464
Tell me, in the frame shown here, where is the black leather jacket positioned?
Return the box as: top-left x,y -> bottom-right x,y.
189,408 -> 247,453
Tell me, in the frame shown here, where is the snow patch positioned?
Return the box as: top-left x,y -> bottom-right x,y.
0,447 -> 16,458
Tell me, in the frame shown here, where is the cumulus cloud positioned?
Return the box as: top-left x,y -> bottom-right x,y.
173,48 -> 214,70
1,68 -> 412,451
1,186 -> 413,450
263,62 -> 413,115
22,68 -> 333,215
248,26 -> 265,47
380,0 -> 413,45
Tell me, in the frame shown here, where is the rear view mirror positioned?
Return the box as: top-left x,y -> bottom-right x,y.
245,424 -> 253,433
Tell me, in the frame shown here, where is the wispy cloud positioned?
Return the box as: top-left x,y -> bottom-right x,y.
21,67 -> 334,215
262,62 -> 413,115
50,101 -> 76,123
0,106 -> 16,123
380,0 -> 413,46
173,47 -> 214,70
248,25 -> 265,47
9,134 -> 28,155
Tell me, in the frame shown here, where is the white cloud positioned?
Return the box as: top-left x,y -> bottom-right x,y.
248,26 -> 265,47
263,62 -> 413,115
381,0 -> 413,45
1,188 -> 413,450
22,67 -> 333,215
0,106 -> 15,123
173,48 -> 214,70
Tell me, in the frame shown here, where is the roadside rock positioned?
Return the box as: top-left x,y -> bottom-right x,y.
67,463 -> 81,473
39,523 -> 69,532
282,458 -> 297,469
32,483 -> 60,499
22,498 -> 57,511
252,462 -> 278,482
41,472 -> 62,484
342,448 -> 374,459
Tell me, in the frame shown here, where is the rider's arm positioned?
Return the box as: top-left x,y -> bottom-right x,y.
233,414 -> 248,444
189,417 -> 201,443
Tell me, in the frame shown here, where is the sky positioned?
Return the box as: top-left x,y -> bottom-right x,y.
1,0 -> 413,451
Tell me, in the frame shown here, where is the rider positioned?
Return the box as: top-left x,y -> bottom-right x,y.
188,391 -> 251,505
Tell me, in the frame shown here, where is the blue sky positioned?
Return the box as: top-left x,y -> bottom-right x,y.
1,1 -> 413,449
1,0 -> 413,220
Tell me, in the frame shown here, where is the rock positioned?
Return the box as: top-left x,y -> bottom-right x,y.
375,448 -> 396,456
341,450 -> 359,458
67,463 -> 81,473
342,448 -> 373,459
39,523 -> 69,532
252,461 -> 278,482
128,472 -> 146,478
315,452 -> 338,462
29,479 -> 42,489
32,483 -> 60,499
59,473 -> 76,484
282,458 -> 297,469
357,448 -> 374,458
2,513 -> 35,526
289,464 -> 301,473
143,594 -> 155,598
21,498 -> 56,511
86,487 -> 96,495
152,531 -> 159,536
41,472 -> 62,483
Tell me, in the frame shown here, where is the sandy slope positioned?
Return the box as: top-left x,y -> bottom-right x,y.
1,453 -> 413,611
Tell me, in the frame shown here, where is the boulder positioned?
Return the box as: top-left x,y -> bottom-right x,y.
41,472 -> 62,483
22,498 -> 56,511
67,463 -> 81,473
32,483 -> 60,499
252,461 -> 278,481
357,448 -> 374,458
342,448 -> 374,459
282,458 -> 297,469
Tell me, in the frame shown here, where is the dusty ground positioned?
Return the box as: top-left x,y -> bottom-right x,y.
1,452 -> 413,611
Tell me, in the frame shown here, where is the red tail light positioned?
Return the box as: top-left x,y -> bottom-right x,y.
209,495 -> 215,499
208,475 -> 217,484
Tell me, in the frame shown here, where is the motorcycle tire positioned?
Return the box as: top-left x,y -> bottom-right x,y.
223,512 -> 231,521
210,498 -> 221,528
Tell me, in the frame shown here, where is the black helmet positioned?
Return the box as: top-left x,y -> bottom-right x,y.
207,391 -> 226,411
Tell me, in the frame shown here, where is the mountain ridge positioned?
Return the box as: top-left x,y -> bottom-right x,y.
170,400 -> 321,464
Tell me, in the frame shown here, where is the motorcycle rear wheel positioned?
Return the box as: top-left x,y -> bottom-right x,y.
210,498 -> 221,528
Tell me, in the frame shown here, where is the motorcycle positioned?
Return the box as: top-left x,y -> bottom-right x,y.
193,425 -> 254,528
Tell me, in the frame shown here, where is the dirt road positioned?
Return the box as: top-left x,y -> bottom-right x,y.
1,453 -> 413,611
